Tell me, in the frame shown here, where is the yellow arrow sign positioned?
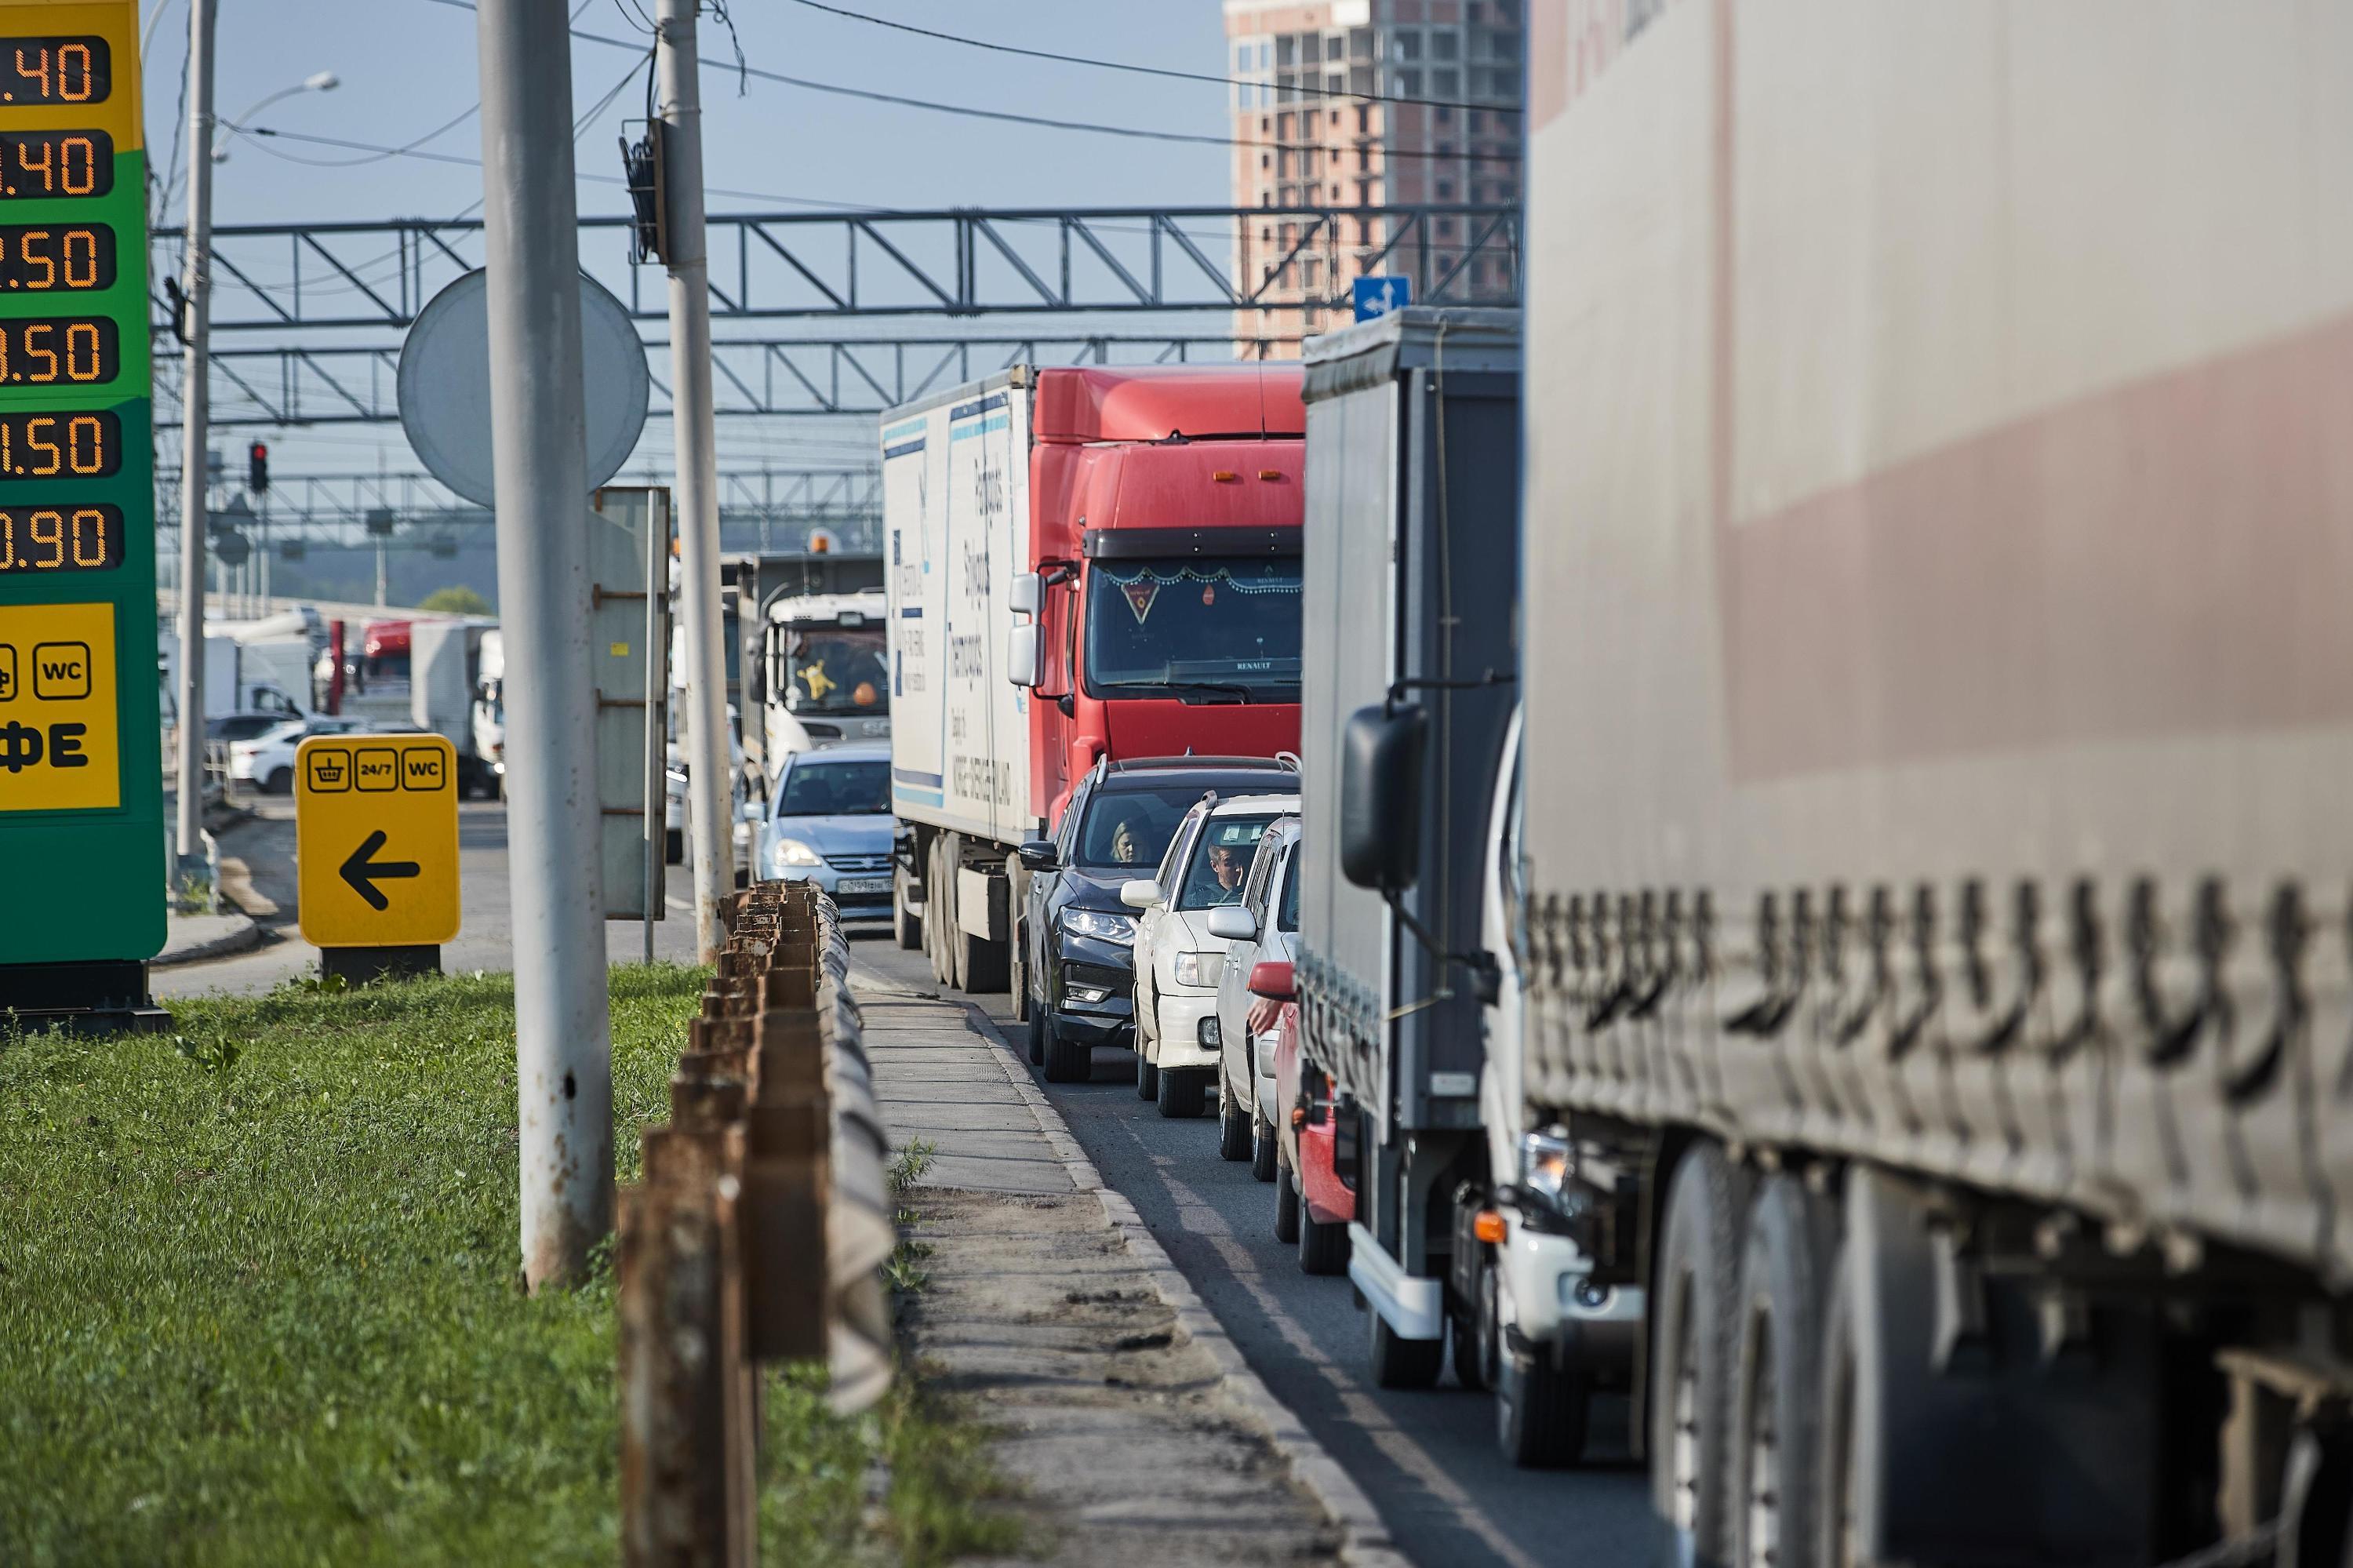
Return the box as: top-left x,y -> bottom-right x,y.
296,734 -> 460,949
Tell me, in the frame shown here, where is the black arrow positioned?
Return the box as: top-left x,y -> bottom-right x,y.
340,829 -> 421,911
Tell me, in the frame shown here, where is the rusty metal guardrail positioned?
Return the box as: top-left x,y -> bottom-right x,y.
620,880 -> 893,1566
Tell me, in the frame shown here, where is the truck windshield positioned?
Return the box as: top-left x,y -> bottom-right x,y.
1083,556 -> 1302,702
782,626 -> 889,715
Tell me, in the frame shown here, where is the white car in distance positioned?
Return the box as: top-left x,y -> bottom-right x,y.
1120,792 -> 1298,1119
1209,817 -> 1302,1181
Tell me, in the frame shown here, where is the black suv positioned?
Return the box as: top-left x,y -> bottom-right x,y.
1018,756 -> 1299,1084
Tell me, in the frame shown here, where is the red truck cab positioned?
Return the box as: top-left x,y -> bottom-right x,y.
1020,366 -> 1304,829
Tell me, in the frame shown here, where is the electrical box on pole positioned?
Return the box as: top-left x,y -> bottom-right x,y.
0,2 -> 167,1028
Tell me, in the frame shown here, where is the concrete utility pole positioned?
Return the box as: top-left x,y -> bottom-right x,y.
171,0 -> 216,888
475,0 -> 615,1291
657,0 -> 733,963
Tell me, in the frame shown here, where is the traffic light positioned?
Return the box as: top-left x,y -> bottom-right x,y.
248,441 -> 270,495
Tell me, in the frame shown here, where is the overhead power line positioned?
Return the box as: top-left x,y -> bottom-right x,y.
784,0 -> 1523,119
416,0 -> 1519,166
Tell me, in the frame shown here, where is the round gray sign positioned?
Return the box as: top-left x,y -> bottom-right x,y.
397,268 -> 650,508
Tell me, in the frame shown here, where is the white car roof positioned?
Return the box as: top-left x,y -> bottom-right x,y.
1205,791 -> 1299,818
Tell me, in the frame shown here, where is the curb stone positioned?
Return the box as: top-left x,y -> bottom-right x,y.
852,959 -> 1415,1568
152,911 -> 263,969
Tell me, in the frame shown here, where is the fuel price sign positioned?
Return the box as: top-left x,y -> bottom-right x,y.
0,1 -> 158,977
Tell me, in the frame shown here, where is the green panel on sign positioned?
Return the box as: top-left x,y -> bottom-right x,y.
0,5 -> 161,967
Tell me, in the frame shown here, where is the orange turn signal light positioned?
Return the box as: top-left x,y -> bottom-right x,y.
1290,1107 -> 1308,1128
1474,1210 -> 1507,1245
1258,469 -> 1283,481
1213,469 -> 1240,482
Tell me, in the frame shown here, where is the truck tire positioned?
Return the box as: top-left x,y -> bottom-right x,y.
1009,917 -> 1029,1023
1135,1046 -> 1159,1101
1156,1065 -> 1206,1119
1366,1301 -> 1445,1390
1042,1019 -> 1091,1084
893,866 -> 922,951
1275,1158 -> 1301,1244
1729,1175 -> 1838,1568
1250,1105 -> 1278,1183
1453,1292 -> 1489,1395
1650,1143 -> 1749,1568
1217,1082 -> 1251,1158
1299,1201 -> 1349,1276
665,827 -> 684,865
1497,1353 -> 1589,1469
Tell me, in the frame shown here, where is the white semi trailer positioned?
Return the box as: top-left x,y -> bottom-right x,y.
1339,4 -> 2353,1562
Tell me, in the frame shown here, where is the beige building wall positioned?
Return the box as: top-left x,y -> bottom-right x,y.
1224,0 -> 1523,353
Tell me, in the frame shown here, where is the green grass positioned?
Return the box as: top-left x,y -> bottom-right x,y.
0,966 -> 1018,1567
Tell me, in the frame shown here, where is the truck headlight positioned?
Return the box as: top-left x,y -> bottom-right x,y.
769,836 -> 824,870
1061,908 -> 1135,945
1518,1126 -> 1574,1209
1173,951 -> 1217,988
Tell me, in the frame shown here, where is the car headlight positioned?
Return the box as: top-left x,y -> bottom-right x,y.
1518,1126 -> 1574,1209
768,836 -> 824,870
1061,908 -> 1136,945
1173,951 -> 1219,988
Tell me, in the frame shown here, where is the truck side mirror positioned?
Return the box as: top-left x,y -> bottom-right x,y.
1009,573 -> 1044,616
1340,703 -> 1425,892
1007,623 -> 1042,689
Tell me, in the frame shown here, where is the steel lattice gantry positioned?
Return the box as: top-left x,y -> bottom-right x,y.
154,204 -> 1522,331
151,467 -> 883,551
150,333 -> 1296,430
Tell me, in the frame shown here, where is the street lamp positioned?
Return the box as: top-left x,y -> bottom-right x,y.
213,71 -> 339,162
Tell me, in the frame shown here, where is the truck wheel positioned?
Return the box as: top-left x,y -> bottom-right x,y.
958,929 -> 1008,993
1135,1046 -> 1159,1101
1299,1202 -> 1349,1276
1366,1302 -> 1444,1390
1250,1106 -> 1278,1183
1042,1020 -> 1091,1084
1497,1353 -> 1589,1468
1217,1089 -> 1251,1159
665,827 -> 685,865
1156,1065 -> 1206,1119
265,766 -> 293,795
1009,919 -> 1029,1022
893,866 -> 922,951
1274,1158 -> 1301,1244
1731,1176 -> 1838,1568
1651,1143 -> 1749,1568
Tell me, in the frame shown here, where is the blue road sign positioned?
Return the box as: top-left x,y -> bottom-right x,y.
1353,275 -> 1412,322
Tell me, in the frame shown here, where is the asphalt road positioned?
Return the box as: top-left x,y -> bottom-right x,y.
155,796 -> 704,999
853,939 -> 1657,1568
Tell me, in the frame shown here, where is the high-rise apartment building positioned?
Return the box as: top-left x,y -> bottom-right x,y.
1224,0 -> 1523,348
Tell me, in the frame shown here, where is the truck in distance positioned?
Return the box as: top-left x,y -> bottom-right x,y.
758,588 -> 889,784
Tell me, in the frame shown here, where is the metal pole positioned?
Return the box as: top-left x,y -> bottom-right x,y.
374,535 -> 387,606
643,491 -> 664,967
476,0 -> 614,1291
171,0 -> 216,886
657,0 -> 733,964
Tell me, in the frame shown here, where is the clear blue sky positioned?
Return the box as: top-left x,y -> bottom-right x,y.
140,0 -> 1238,489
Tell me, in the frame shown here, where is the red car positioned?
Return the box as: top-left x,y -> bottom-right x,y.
1260,963 -> 1351,1275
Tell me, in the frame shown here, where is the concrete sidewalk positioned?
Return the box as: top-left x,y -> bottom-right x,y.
849,959 -> 1406,1568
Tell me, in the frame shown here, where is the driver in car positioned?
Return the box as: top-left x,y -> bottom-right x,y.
1204,842 -> 1249,902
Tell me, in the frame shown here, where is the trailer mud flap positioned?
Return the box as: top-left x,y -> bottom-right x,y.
955,866 -> 1008,942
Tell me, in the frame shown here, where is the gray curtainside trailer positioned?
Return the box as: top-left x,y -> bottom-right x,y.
1297,307 -> 1522,1385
